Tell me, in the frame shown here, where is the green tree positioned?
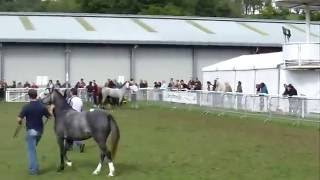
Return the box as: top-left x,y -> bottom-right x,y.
195,0 -> 233,17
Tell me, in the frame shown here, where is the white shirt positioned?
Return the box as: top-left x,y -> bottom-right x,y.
160,83 -> 167,90
69,96 -> 83,112
130,84 -> 139,93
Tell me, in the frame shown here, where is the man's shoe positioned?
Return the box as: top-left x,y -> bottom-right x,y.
29,171 -> 39,175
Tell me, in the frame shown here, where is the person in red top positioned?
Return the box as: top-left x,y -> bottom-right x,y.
31,82 -> 38,89
79,78 -> 86,88
86,81 -> 94,103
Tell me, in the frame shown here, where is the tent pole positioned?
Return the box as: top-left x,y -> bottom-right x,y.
130,45 -> 138,80
253,68 -> 257,94
0,43 -> 3,81
277,65 -> 281,96
234,69 -> 237,91
305,5 -> 311,43
64,44 -> 71,85
192,47 -> 198,80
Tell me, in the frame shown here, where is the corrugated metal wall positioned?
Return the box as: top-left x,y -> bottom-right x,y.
69,46 -> 130,85
135,47 -> 193,84
1,44 -> 254,87
196,48 -> 251,80
4,44 -> 65,85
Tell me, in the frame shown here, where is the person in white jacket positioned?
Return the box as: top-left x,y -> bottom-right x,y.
68,88 -> 85,152
129,83 -> 139,109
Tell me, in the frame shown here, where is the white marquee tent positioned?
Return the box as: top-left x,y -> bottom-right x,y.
202,52 -> 320,98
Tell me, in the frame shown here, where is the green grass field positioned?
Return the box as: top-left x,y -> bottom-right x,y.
0,102 -> 318,180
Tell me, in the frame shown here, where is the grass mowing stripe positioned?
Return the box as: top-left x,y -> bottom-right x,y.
186,20 -> 215,34
19,16 -> 35,30
75,17 -> 95,31
131,19 -> 157,32
237,22 -> 269,36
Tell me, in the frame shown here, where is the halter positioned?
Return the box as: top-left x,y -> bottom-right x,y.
41,88 -> 54,105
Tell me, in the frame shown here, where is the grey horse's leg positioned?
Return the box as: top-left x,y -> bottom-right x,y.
64,139 -> 73,167
92,133 -> 115,176
92,151 -> 106,175
57,137 -> 66,172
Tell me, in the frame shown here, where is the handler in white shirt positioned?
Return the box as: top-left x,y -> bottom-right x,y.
129,83 -> 139,109
68,88 -> 85,152
69,90 -> 83,112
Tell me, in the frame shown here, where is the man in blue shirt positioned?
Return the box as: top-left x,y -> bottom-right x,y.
17,89 -> 50,175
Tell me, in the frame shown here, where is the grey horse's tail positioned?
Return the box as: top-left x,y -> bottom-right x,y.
108,114 -> 120,160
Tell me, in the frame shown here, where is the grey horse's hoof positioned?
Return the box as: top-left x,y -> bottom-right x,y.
57,166 -> 65,173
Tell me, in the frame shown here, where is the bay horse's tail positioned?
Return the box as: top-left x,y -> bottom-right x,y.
108,114 -> 120,160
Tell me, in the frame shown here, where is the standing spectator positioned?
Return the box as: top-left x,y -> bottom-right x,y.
68,88 -> 85,152
11,81 -> 17,88
62,82 -> 71,88
47,80 -> 54,90
143,80 -> 148,88
108,80 -> 116,88
17,89 -> 51,175
154,82 -> 159,89
55,80 -> 61,89
258,82 -> 268,111
160,80 -> 167,90
282,84 -> 289,96
93,80 -> 99,106
79,78 -> 86,88
17,82 -> 23,88
195,78 -> 202,89
259,83 -> 268,94
236,81 -> 243,93
114,79 -> 121,88
104,79 -> 111,87
285,84 -> 298,114
207,81 -> 213,91
180,80 -> 188,90
31,82 -> 39,89
194,81 -> 202,90
236,81 -> 243,109
188,79 -> 195,90
86,81 -> 94,104
129,78 -> 135,85
0,80 -> 6,100
74,82 -> 81,89
168,78 -> 174,89
225,82 -> 232,92
24,81 -> 31,88
139,80 -> 145,88
174,80 -> 180,89
129,83 -> 139,109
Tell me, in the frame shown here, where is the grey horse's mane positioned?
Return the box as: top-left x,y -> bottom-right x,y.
53,89 -> 73,110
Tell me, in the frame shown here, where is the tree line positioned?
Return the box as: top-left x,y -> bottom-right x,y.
0,0 -> 319,20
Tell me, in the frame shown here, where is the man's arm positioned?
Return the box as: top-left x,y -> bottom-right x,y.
17,106 -> 26,125
17,117 -> 23,125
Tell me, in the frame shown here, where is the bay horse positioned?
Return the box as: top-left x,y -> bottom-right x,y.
40,89 -> 120,176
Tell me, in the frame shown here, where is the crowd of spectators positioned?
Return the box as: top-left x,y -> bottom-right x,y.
152,78 -> 202,90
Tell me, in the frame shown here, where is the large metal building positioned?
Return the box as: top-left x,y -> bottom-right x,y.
0,12 -> 319,86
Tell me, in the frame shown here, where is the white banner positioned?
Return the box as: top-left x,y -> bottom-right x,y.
163,91 -> 197,104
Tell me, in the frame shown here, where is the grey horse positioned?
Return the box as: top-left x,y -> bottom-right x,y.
40,89 -> 120,176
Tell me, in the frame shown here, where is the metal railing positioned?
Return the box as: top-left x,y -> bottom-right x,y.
5,88 -> 320,123
283,43 -> 320,68
5,88 -> 88,102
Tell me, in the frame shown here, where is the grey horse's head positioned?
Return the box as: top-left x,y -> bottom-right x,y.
39,88 -> 55,105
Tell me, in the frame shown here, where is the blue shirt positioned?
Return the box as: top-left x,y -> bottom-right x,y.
19,100 -> 50,133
